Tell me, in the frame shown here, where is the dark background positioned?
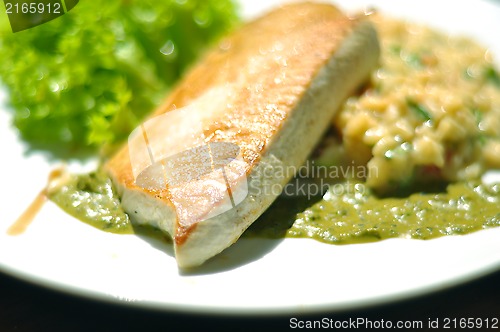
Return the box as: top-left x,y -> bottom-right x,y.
1,268 -> 499,332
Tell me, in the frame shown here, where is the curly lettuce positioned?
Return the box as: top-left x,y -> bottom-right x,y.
0,0 -> 239,154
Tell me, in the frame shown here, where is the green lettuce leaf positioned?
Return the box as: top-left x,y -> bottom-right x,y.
0,0 -> 239,155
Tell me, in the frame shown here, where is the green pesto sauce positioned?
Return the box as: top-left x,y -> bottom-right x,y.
49,171 -> 500,245
48,171 -> 133,234
245,181 -> 500,244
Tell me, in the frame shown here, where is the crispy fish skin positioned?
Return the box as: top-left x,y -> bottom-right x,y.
106,2 -> 380,268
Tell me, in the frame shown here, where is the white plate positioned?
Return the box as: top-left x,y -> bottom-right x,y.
1,0 -> 500,315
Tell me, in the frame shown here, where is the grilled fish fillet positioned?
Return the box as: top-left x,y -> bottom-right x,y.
106,2 -> 380,268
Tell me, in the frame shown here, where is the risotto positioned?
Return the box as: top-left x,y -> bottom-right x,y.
318,15 -> 500,192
